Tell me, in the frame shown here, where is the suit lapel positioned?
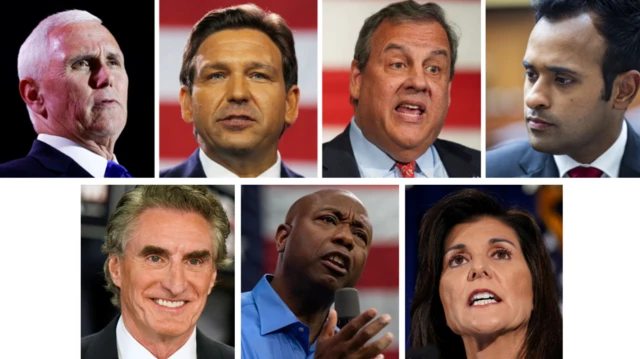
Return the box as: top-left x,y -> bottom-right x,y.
322,124 -> 361,177
433,139 -> 479,177
619,123 -> 640,177
519,145 -> 559,177
84,316 -> 119,359
29,140 -> 92,177
185,150 -> 206,177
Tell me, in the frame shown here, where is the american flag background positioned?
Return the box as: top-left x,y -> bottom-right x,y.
159,0 -> 318,177
241,185 -> 400,359
322,0 -> 481,150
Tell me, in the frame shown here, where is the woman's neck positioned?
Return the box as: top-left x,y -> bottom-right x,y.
461,327 -> 526,359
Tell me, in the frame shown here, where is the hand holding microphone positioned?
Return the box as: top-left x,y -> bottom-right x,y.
315,288 -> 394,359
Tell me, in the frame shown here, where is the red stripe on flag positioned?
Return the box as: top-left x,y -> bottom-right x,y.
160,0 -> 317,29
263,241 -> 398,289
322,70 -> 480,128
160,104 -> 317,161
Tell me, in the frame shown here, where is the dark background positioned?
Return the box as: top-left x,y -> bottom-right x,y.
1,1 -> 155,177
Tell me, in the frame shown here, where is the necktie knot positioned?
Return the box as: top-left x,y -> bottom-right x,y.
105,161 -> 133,178
395,161 -> 416,178
567,166 -> 603,178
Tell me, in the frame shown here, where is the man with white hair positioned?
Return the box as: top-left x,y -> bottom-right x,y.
0,9 -> 131,177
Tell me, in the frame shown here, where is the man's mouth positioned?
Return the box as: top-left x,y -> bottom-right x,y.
153,299 -> 187,308
468,290 -> 502,307
321,252 -> 350,276
395,102 -> 425,117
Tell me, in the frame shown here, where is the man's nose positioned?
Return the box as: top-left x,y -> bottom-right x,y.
162,262 -> 188,295
226,73 -> 250,103
525,78 -> 551,110
331,223 -> 355,251
91,63 -> 113,89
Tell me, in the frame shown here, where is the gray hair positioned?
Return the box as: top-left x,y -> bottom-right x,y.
354,0 -> 460,80
102,185 -> 232,308
17,10 -> 101,123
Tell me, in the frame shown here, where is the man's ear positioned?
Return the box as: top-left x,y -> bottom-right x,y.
284,85 -> 300,127
19,78 -> 46,117
108,254 -> 123,287
612,70 -> 640,111
179,85 -> 194,124
208,268 -> 218,295
275,223 -> 291,253
349,60 -> 362,102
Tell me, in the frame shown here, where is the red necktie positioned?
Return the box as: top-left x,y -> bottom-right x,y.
567,166 -> 603,178
395,161 -> 416,178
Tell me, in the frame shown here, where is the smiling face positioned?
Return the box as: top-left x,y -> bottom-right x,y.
180,28 -> 299,160
350,20 -> 452,163
108,207 -> 217,342
523,14 -> 620,163
439,217 -> 533,337
40,21 -> 128,141
277,190 -> 373,291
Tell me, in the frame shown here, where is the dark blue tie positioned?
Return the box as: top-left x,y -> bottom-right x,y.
105,161 -> 133,178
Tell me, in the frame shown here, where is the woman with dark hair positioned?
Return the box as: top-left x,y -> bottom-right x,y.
409,188 -> 562,359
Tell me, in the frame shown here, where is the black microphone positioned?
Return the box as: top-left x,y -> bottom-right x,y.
335,288 -> 360,328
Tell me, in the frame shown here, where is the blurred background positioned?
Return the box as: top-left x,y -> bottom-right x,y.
159,0 -> 318,177
486,0 -> 640,150
241,185 -> 399,359
405,184 -> 563,347
322,0 -> 481,150
0,0 -> 155,177
80,185 -> 235,346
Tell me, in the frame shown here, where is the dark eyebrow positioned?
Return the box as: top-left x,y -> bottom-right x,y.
444,243 -> 466,256
138,245 -> 169,257
488,237 -> 517,248
523,61 -> 578,76
184,250 -> 212,261
201,61 -> 276,73
319,206 -> 373,235
383,43 -> 448,58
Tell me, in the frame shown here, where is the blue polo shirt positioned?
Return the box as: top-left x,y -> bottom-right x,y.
241,274 -> 327,359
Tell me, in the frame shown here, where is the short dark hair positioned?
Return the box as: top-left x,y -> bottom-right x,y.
354,0 -> 460,81
179,3 -> 298,93
533,0 -> 640,101
409,188 -> 562,359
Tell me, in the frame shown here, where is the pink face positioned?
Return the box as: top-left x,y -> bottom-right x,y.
41,21 -> 128,141
350,20 -> 452,162
109,208 -> 217,341
439,217 -> 534,337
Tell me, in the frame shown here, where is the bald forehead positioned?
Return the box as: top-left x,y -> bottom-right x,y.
285,189 -> 369,223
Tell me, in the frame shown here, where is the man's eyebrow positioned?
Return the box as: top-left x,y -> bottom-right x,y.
383,43 -> 448,58
138,245 -> 169,257
184,250 -> 212,261
523,61 -> 579,76
246,61 -> 277,73
319,206 -> 372,232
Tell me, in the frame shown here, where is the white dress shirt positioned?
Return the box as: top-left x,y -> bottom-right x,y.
198,148 -> 282,178
554,121 -> 627,178
37,134 -> 117,178
116,316 -> 197,359
348,118 -> 449,178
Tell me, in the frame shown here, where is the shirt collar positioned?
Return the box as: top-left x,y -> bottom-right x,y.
198,149 -> 282,178
115,315 -> 197,359
348,118 -> 447,178
37,134 -> 112,178
253,274 -> 302,335
554,121 -> 627,178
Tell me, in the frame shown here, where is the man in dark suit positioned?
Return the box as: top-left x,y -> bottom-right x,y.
322,1 -> 480,178
487,0 -> 640,178
81,186 -> 234,358
0,10 -> 132,178
160,4 -> 304,178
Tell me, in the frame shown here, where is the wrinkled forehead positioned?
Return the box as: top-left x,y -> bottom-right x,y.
47,21 -> 123,57
309,191 -> 371,224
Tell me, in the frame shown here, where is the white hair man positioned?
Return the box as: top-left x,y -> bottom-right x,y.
0,9 -> 131,177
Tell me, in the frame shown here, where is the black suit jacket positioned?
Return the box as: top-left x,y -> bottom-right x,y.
0,140 -> 92,177
486,122 -> 640,177
322,124 -> 481,177
81,316 -> 234,359
160,149 -> 303,178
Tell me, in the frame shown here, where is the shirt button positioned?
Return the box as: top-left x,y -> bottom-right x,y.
298,327 -> 304,332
